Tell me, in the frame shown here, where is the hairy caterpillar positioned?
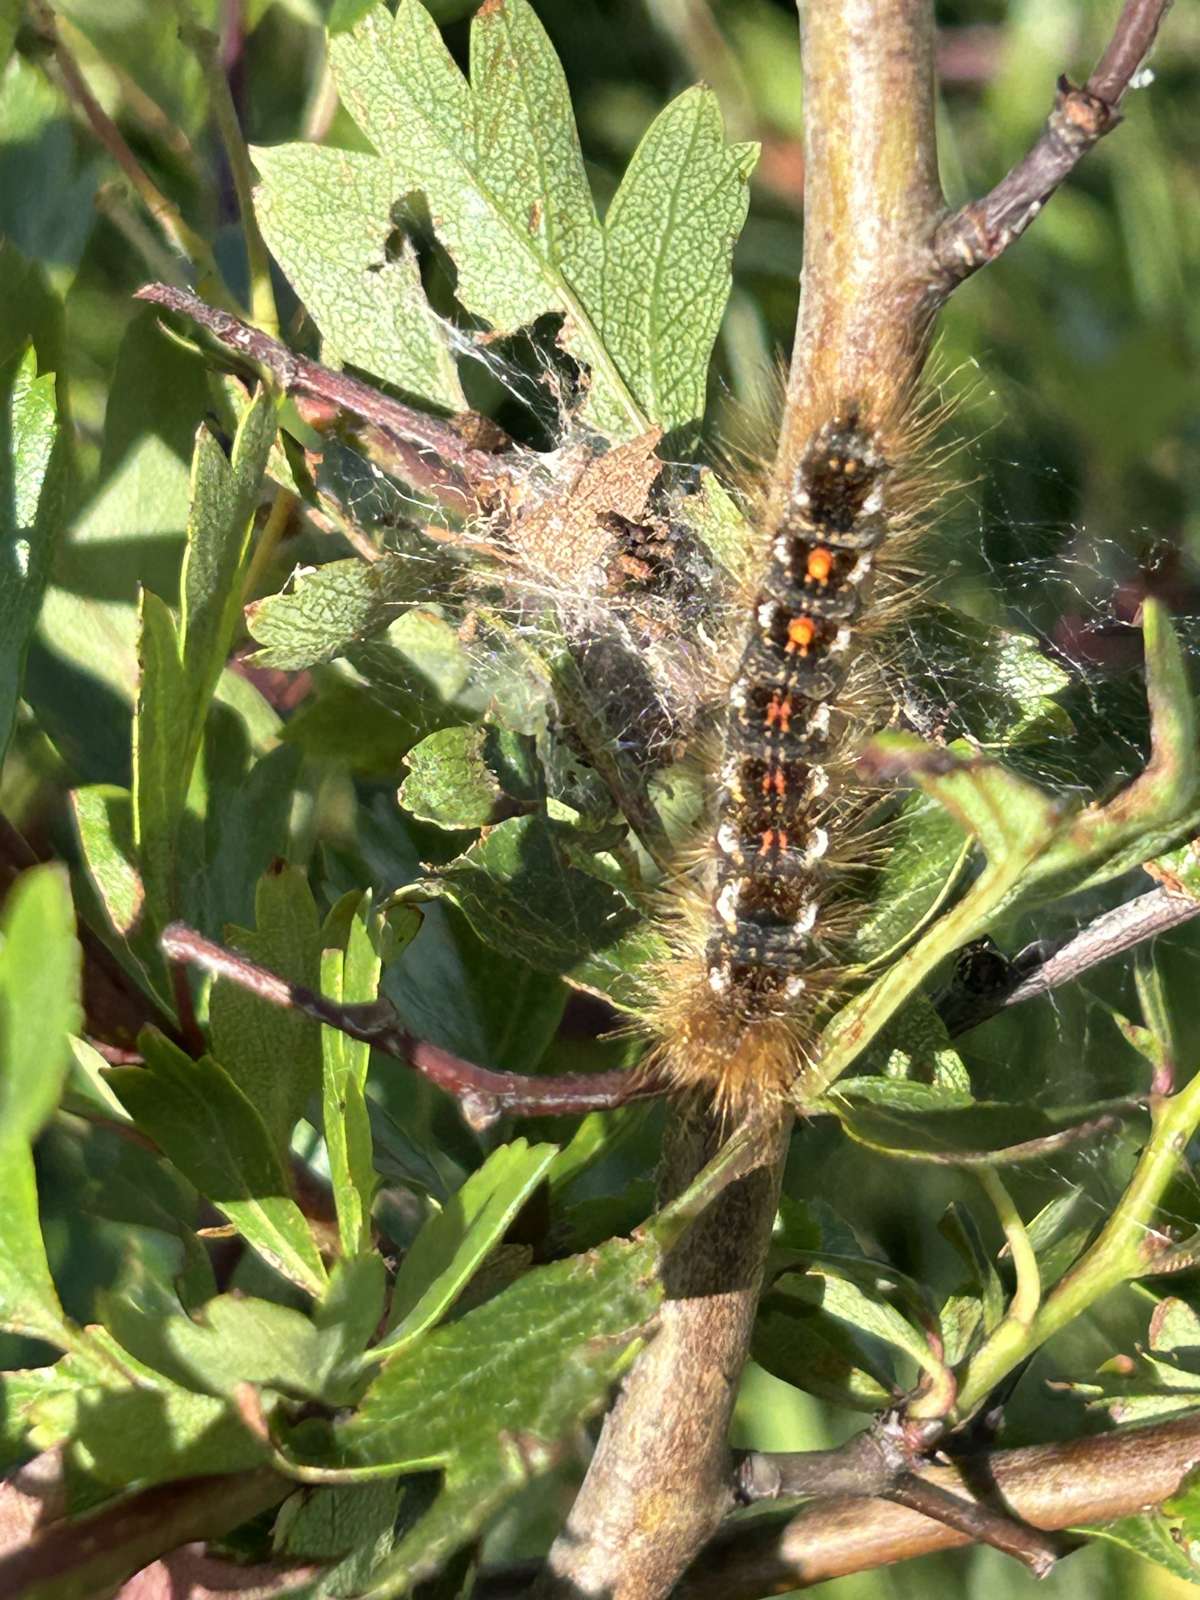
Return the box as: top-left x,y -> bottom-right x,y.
647,391 -> 936,1112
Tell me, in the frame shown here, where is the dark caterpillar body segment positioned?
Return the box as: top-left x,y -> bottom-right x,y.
706,410 -> 888,1006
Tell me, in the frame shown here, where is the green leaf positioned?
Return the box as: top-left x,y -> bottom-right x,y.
0,346 -> 66,764
246,553 -> 436,671
24,1333 -> 267,1489
131,588 -> 190,931
253,142 -> 464,411
821,1076 -> 1139,1166
0,864 -> 84,1349
29,309 -> 208,784
753,1291 -> 895,1412
596,84 -> 757,443
379,1138 -> 558,1351
263,0 -> 754,443
287,1233 -> 661,1591
177,389 -> 278,775
131,392 -> 277,932
768,1261 -> 944,1389
161,1292 -> 344,1401
71,785 -> 144,941
814,738 -> 1064,1095
321,891 -> 384,1257
395,814 -> 640,979
1081,1501 -> 1200,1585
400,724 -> 540,828
106,1029 -> 328,1296
209,865 -> 324,1157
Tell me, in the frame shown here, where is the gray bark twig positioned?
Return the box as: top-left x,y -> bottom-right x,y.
932,0 -> 1173,287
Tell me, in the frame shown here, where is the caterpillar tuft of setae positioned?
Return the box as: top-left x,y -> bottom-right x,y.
647,399 -> 927,1113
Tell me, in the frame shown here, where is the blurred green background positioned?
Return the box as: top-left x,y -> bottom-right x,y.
2,1 -> 1199,1594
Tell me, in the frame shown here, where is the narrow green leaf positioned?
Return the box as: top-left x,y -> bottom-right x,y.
322,891 -> 384,1257
379,1137 -> 558,1350
71,785 -> 144,940
131,588 -> 188,932
209,865 -> 324,1157
0,865 -> 83,1349
106,1029 -> 328,1296
822,1077 -> 1139,1166
178,388 -> 277,771
1,346 -> 65,763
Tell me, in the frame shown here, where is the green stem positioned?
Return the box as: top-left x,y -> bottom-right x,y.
175,0 -> 279,335
980,1168 -> 1040,1329
955,1067 -> 1200,1418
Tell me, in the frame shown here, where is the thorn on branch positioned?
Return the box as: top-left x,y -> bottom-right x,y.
161,922 -> 665,1126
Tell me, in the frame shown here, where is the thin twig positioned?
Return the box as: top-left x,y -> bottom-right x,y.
160,923 -> 659,1126
932,0 -> 1174,286
941,884 -> 1200,1037
738,1414 -> 1058,1576
135,282 -> 521,517
652,1410 -> 1200,1598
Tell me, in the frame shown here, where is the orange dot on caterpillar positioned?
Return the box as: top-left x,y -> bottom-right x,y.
806,547 -> 834,584
786,615 -> 816,653
765,692 -> 792,731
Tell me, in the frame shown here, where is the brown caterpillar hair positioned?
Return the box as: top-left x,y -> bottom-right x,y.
645,392 -> 937,1113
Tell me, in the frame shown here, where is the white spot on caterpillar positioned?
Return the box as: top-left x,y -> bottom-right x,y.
862,486 -> 884,515
848,554 -> 874,585
757,600 -> 776,629
794,899 -> 818,935
803,825 -> 829,862
716,880 -> 741,930
809,703 -> 831,736
807,768 -> 830,799
784,974 -> 806,998
773,534 -> 791,562
832,626 -> 852,654
708,964 -> 731,994
716,823 -> 742,860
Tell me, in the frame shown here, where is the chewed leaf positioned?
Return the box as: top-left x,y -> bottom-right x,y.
253,142 -> 464,411
400,725 -> 541,829
260,0 -> 752,442
246,553 -> 436,671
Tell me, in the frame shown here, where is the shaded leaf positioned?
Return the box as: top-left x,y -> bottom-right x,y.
379,1138 -> 557,1350
106,1030 -> 328,1296
209,865 -> 324,1158
394,814 -> 640,980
